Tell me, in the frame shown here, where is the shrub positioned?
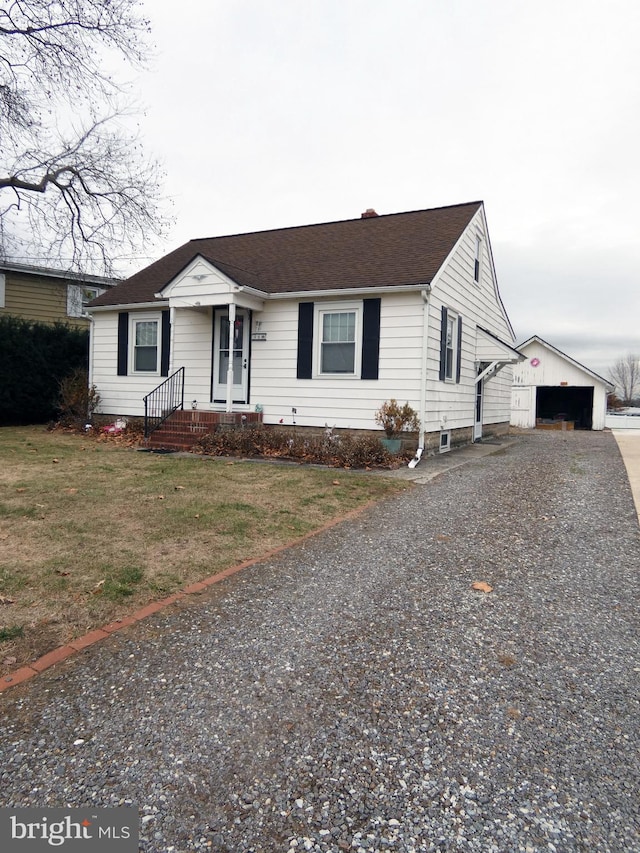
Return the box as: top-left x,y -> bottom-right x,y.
0,316 -> 89,424
57,368 -> 101,428
195,424 -> 400,468
374,399 -> 420,438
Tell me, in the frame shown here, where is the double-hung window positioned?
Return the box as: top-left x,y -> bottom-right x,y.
315,302 -> 361,376
440,306 -> 462,383
132,317 -> 159,373
321,310 -> 356,373
445,312 -> 456,380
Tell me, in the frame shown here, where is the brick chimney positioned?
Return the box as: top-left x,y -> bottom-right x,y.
361,208 -> 379,218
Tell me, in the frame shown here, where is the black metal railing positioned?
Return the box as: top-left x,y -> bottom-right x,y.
143,367 -> 185,437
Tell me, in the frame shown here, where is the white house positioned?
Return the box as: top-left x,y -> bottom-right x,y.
88,202 -> 522,454
511,336 -> 613,431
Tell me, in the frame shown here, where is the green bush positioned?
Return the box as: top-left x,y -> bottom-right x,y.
195,424 -> 400,469
0,316 -> 89,424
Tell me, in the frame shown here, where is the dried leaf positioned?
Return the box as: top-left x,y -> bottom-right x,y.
52,458 -> 60,463
55,570 -> 71,577
64,488 -> 78,494
92,580 -> 105,594
174,485 -> 185,491
16,488 -> 26,493
194,514 -> 200,519
3,656 -> 17,666
0,595 -> 15,605
332,480 -> 340,486
157,495 -> 165,500
472,581 -> 493,593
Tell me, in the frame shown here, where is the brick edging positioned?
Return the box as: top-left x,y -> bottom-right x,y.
0,498 -> 381,692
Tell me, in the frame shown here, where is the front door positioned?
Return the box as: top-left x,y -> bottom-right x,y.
212,308 -> 250,404
474,372 -> 483,441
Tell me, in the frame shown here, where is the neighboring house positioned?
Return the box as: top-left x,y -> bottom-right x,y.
511,336 -> 614,431
0,262 -> 118,330
88,201 -> 522,452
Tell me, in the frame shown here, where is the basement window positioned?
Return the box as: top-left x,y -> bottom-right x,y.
440,431 -> 451,453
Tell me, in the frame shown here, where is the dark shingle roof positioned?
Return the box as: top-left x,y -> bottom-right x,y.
91,201 -> 482,307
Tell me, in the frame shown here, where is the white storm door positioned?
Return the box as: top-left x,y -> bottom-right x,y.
212,308 -> 249,403
474,373 -> 483,441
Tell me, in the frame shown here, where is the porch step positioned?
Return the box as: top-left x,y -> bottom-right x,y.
147,410 -> 262,451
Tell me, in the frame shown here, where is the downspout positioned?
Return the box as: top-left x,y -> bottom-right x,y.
88,313 -> 95,419
169,305 -> 176,376
408,285 -> 431,468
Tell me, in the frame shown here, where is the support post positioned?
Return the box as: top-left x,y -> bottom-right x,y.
226,303 -> 236,413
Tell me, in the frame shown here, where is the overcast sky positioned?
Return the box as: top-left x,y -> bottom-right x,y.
126,0 -> 640,377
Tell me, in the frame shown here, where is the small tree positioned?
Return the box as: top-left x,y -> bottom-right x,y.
608,354 -> 640,406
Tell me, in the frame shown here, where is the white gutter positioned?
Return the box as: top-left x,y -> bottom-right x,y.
408,285 -> 432,468
267,283 -> 429,300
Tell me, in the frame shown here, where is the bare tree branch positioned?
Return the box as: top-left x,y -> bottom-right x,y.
0,0 -> 168,275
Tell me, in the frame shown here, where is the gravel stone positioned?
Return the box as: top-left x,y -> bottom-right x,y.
0,431 -> 639,852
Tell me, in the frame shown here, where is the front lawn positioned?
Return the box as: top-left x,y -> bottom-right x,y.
0,427 -> 408,675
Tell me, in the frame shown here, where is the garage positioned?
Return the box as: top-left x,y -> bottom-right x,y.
511,336 -> 613,431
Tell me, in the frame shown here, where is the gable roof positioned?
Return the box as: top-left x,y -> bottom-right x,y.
517,335 -> 614,389
91,201 -> 482,307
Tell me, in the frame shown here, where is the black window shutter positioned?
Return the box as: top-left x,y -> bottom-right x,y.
456,314 -> 463,383
361,298 -> 381,380
439,307 -> 448,381
160,310 -> 170,376
296,302 -> 314,379
117,312 -> 129,376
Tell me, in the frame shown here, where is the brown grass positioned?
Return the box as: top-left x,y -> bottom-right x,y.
0,427 -> 408,674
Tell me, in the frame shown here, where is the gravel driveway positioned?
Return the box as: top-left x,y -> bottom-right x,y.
1,430 -> 638,852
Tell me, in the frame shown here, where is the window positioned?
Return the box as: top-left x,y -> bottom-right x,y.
67,283 -> 102,318
474,235 -> 482,283
321,310 -> 356,373
439,307 -> 462,383
118,310 -> 170,377
440,431 -> 451,453
314,302 -> 361,377
445,313 -> 456,380
297,299 -> 380,380
132,317 -> 159,373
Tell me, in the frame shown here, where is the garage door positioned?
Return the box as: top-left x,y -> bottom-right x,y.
536,386 -> 594,430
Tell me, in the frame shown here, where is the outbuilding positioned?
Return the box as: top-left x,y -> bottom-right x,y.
511,335 -> 613,431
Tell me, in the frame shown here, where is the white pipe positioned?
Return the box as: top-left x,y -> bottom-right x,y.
225,302 -> 236,413
408,285 -> 431,468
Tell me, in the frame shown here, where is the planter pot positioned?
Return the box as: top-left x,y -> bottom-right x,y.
381,437 -> 402,453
